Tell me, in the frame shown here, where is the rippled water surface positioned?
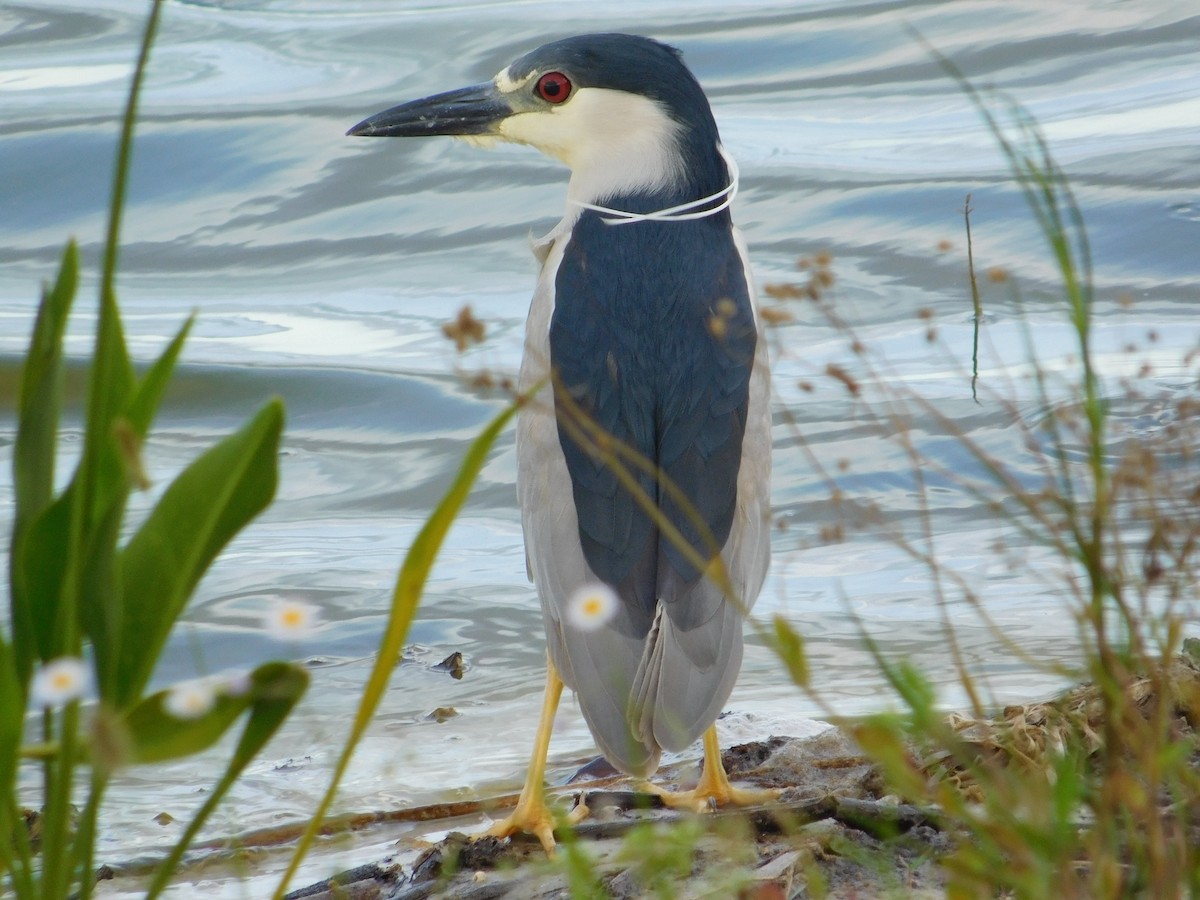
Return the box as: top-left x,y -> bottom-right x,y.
2,0 -> 1199,894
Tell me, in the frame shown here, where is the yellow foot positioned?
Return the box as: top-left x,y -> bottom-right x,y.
639,778 -> 780,813
482,794 -> 558,854
480,789 -> 593,855
639,725 -> 781,813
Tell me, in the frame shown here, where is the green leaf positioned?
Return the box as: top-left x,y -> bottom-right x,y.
79,285 -> 137,529
122,687 -> 247,766
9,243 -> 78,683
122,662 -> 306,765
10,487 -> 74,666
79,318 -> 193,698
78,494 -> 132,699
12,241 -> 76,532
127,314 -> 194,438
109,399 -> 284,708
141,662 -> 307,900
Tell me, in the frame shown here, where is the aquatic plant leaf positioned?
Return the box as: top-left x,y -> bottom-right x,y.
12,241 -> 76,532
123,688 -> 248,766
10,480 -> 73,671
9,243 -> 78,682
79,286 -> 137,529
126,315 -> 193,438
141,662 -> 308,900
112,399 -> 284,709
123,662 -> 307,765
80,317 -> 194,701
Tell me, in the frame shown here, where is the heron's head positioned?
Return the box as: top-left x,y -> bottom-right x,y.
348,33 -> 725,202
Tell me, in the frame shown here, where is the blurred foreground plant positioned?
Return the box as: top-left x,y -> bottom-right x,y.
2,2 -> 307,897
763,69 -> 1199,898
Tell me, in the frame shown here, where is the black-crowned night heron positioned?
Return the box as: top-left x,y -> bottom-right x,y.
349,33 -> 771,851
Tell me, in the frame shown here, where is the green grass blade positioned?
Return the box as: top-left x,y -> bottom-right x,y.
271,401 -> 518,899
99,0 -> 164,305
111,399 -> 284,708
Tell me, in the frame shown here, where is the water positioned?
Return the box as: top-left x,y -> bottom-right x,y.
2,0 -> 1199,893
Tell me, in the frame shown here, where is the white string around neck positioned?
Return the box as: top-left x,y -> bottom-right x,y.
570,147 -> 740,226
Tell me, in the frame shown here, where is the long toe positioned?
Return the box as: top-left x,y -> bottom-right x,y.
639,778 -> 779,813
482,797 -> 559,854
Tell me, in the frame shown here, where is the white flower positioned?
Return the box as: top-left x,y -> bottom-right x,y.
265,598 -> 321,641
164,679 -> 217,720
566,583 -> 619,632
30,657 -> 90,707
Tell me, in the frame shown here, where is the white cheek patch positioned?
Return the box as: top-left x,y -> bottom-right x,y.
495,87 -> 685,202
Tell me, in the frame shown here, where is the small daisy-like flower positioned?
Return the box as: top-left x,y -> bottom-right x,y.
164,679 -> 217,720
30,657 -> 90,707
265,599 -> 321,641
566,582 -> 619,632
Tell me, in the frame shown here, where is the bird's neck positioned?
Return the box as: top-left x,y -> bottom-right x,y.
560,92 -> 727,214
566,148 -> 730,221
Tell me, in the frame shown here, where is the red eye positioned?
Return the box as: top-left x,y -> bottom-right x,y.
535,71 -> 572,104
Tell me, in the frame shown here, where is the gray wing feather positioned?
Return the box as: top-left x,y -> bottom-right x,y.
517,219 -> 770,775
634,274 -> 771,752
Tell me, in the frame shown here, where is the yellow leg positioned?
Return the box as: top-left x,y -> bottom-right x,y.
482,656 -> 564,853
641,725 -> 779,813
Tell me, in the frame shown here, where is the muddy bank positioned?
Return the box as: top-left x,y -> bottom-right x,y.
284,727 -> 950,899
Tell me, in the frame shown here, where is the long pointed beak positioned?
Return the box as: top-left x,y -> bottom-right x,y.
346,82 -> 514,138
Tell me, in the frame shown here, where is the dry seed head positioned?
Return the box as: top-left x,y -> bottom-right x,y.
825,363 -> 860,396
764,282 -> 805,300
443,305 -> 486,352
819,524 -> 844,543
